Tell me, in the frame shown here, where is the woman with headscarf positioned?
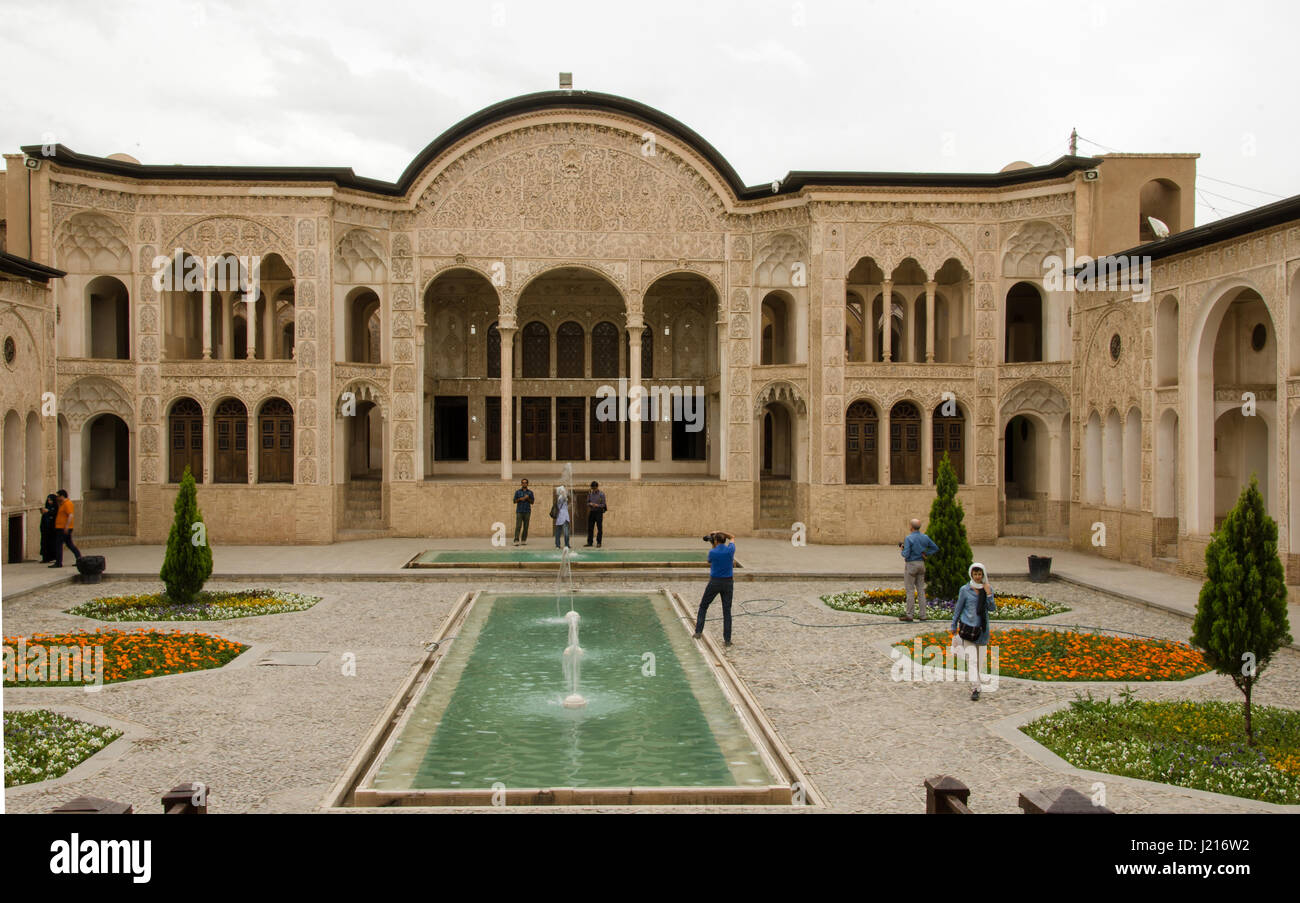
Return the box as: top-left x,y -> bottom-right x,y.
949,561 -> 996,700
551,484 -> 572,550
39,493 -> 59,563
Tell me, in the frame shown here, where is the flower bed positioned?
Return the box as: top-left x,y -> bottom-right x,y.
1023,696 -> 1300,805
821,588 -> 1069,620
67,589 -> 321,621
4,629 -> 248,686
893,628 -> 1211,681
4,709 -> 122,787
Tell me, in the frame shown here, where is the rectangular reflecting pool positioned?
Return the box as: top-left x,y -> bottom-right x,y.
405,549 -> 739,568
340,591 -> 808,807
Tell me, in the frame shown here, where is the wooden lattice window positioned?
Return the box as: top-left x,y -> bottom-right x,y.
214,398 -> 248,483
169,398 -> 203,483
845,400 -> 878,485
591,321 -> 618,379
522,321 -> 549,378
933,405 -> 965,484
557,321 -> 584,378
889,401 -> 922,485
258,398 -> 294,483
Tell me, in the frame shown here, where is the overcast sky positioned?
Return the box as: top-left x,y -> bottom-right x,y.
3,0 -> 1294,225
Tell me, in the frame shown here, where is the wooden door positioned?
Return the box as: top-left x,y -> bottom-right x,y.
556,397 -> 585,461
590,396 -> 618,460
257,398 -> 294,483
521,397 -> 551,461
889,402 -> 921,485
845,400 -> 878,484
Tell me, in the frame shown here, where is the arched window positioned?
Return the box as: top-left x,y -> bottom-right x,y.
214,398 -> 248,484
87,275 -> 131,360
889,401 -> 922,485
1005,282 -> 1043,362
933,403 -> 965,484
557,321 -> 584,378
760,293 -> 791,364
258,398 -> 294,483
522,321 -> 549,378
168,398 -> 203,483
845,400 -> 878,484
346,289 -> 381,363
1156,297 -> 1178,386
486,323 -> 501,378
1139,179 -> 1181,240
592,321 -> 619,379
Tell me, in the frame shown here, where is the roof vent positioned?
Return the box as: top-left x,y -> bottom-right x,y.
559,72 -> 573,90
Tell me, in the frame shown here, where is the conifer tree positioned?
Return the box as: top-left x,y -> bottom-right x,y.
160,466 -> 213,604
924,453 -> 973,601
1191,476 -> 1292,744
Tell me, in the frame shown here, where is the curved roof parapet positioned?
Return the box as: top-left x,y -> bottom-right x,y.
21,90 -> 1104,200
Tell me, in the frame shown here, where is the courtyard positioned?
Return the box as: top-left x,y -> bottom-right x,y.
5,538 -> 1297,814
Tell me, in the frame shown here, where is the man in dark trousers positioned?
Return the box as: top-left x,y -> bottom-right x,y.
694,530 -> 736,647
584,481 -> 607,547
512,478 -> 534,545
50,489 -> 82,568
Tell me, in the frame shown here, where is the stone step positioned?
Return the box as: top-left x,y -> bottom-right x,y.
994,534 -> 1070,549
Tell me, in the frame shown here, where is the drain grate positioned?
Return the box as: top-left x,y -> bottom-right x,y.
258,652 -> 326,667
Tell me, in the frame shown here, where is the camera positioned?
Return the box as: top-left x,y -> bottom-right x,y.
702,533 -> 720,544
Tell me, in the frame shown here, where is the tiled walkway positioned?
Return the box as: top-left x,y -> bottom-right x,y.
3,539 -> 1298,814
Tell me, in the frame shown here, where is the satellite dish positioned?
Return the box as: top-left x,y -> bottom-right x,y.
1147,216 -> 1170,239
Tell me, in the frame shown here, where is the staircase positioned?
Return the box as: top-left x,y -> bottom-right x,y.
758,478 -> 796,529
1001,499 -> 1043,536
341,480 -> 384,531
79,499 -> 131,539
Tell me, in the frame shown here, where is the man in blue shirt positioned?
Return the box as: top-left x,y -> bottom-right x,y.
898,518 -> 938,622
512,479 -> 534,545
694,531 -> 736,647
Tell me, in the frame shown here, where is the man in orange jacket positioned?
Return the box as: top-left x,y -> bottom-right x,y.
50,489 -> 82,568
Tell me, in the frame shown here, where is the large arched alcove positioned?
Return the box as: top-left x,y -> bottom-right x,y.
1188,284 -> 1279,532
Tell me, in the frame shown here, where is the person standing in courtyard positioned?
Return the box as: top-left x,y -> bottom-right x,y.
898,517 -> 938,622
551,484 -> 571,550
50,488 -> 82,568
694,530 -> 736,648
39,493 -> 59,563
584,480 -> 607,548
950,562 -> 996,701
512,478 -> 534,546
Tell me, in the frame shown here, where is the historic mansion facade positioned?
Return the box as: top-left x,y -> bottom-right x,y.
1,90 -> 1298,581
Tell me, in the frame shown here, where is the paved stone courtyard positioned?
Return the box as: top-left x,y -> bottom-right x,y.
5,541 -> 1298,814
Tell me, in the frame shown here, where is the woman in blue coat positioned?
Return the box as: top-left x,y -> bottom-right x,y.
949,562 -> 995,700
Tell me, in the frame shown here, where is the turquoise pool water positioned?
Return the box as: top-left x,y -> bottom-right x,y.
371,592 -> 775,790
408,549 -> 735,566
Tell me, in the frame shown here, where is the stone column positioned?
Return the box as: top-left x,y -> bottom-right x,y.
881,280 -> 894,362
201,286 -> 212,359
499,325 -> 515,480
627,322 -> 644,480
922,408 -> 933,485
222,293 -> 234,359
880,404 -> 892,484
904,291 -> 915,363
263,294 -> 275,360
415,321 -> 426,480
248,411 -> 259,484
868,285 -> 879,363
68,427 -> 83,500
925,280 -> 936,363
202,408 -> 213,483
244,293 -> 257,360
